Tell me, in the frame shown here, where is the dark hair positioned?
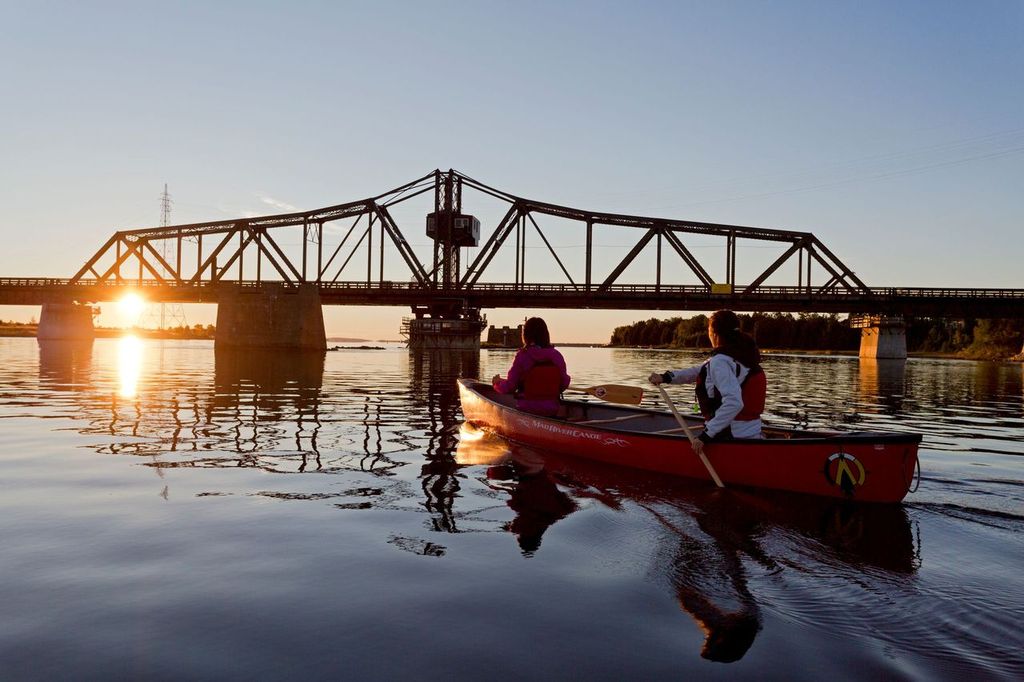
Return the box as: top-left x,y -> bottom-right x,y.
709,310 -> 760,369
522,317 -> 551,348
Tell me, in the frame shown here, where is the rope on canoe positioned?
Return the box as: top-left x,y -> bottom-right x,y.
903,448 -> 922,494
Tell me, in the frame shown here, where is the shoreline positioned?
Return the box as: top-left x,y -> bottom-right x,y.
2,328 -> 1017,361
607,345 -> 1018,362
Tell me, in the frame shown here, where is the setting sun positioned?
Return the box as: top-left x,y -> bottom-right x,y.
117,292 -> 146,325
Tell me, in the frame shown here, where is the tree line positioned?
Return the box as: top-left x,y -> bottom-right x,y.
0,320 -> 217,340
609,313 -> 1024,358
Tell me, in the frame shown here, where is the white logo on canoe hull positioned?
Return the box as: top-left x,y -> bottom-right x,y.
510,415 -> 631,448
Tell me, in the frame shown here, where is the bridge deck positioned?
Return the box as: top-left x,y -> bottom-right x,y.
2,279 -> 1023,317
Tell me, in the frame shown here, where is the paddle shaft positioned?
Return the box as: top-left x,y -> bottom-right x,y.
656,384 -> 725,488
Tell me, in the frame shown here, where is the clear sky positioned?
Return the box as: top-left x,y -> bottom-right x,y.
2,1 -> 1021,342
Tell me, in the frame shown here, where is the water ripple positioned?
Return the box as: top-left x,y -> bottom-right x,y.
1,338 -> 1022,679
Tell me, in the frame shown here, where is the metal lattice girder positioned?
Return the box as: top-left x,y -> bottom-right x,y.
455,171 -> 869,294
461,204 -> 521,288
511,199 -> 869,294
70,168 -> 870,297
70,171 -> 441,285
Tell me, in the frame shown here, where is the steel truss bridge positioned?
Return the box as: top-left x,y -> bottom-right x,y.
2,169 -> 1022,318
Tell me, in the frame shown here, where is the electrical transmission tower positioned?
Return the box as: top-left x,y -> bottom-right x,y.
142,184 -> 187,330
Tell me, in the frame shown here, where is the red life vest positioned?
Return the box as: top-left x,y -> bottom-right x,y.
696,358 -> 766,421
519,361 -> 563,400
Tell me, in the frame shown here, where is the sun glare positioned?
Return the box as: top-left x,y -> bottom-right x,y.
117,293 -> 146,326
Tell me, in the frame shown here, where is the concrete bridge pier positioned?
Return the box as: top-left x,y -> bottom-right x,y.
215,283 -> 326,350
401,302 -> 486,351
853,315 -> 908,360
37,302 -> 97,341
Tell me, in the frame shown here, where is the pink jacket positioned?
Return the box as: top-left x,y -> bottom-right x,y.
493,345 -> 571,415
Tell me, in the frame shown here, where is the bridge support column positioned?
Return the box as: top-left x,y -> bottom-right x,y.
37,303 -> 96,341
401,303 -> 486,351
854,315 -> 907,360
215,283 -> 326,350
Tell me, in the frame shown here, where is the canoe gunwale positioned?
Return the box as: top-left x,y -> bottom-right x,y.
457,379 -> 922,447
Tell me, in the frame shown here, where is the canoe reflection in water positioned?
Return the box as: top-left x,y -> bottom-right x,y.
478,445 -> 618,555
456,424 -> 919,663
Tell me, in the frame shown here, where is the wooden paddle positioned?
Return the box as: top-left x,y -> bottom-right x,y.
566,384 -> 644,405
656,384 -> 725,488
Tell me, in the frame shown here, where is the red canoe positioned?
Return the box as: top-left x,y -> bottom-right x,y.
458,379 -> 921,504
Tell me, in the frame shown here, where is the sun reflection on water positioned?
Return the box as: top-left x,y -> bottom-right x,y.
117,334 -> 144,397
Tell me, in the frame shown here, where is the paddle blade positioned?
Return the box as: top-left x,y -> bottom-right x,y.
579,384 -> 644,405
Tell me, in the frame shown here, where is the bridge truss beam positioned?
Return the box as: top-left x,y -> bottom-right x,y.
69,169 -> 871,300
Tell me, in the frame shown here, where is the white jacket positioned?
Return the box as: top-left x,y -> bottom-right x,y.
669,354 -> 762,439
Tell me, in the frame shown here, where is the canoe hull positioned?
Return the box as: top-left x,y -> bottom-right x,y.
458,379 -> 920,504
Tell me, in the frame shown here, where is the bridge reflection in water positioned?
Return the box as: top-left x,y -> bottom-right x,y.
858,358 -> 908,415
34,340 -> 395,471
212,347 -> 326,466
31,339 -> 484,517
409,349 -> 480,534
38,339 -> 94,390
456,430 -> 919,663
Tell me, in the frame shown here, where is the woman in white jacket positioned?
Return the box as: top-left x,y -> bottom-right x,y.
649,310 -> 766,457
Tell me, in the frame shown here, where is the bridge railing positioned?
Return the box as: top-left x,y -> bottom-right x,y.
0,278 -> 73,287
6,277 -> 1024,299
872,287 -> 1024,299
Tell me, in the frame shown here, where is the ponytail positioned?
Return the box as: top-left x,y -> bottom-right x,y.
709,310 -> 761,369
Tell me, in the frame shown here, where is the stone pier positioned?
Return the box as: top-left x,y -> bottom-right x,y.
215,283 -> 326,350
853,315 -> 908,360
37,303 -> 97,341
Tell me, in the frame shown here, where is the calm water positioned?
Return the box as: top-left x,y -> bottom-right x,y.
1,337 -> 1022,680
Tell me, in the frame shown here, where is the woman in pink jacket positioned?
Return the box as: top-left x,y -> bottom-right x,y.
492,317 -> 571,417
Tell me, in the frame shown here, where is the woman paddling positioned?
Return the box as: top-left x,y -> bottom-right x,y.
649,310 -> 766,456
492,317 -> 571,417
